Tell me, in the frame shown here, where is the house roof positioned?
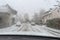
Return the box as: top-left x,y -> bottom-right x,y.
0,4 -> 17,15
42,9 -> 52,18
42,8 -> 57,18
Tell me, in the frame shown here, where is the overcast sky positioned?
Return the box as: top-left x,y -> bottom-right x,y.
0,0 -> 59,17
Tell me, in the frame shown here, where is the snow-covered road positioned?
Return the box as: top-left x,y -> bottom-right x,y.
12,23 -> 60,37
0,23 -> 60,38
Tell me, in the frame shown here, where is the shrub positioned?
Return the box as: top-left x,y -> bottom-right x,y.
46,18 -> 60,30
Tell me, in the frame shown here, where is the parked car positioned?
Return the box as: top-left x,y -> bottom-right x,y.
16,22 -> 21,27
31,22 -> 36,26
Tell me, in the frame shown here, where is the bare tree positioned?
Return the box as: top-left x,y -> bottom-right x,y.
24,13 -> 30,23
32,13 -> 40,24
19,14 -> 24,23
39,9 -> 46,24
39,9 -> 46,18
54,0 -> 60,7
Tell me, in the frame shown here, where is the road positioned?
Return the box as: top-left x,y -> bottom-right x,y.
14,23 -> 60,37
16,23 -> 53,34
16,23 -> 44,32
0,22 -> 60,37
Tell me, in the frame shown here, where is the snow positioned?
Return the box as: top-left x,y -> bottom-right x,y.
0,24 -> 18,32
0,22 -> 60,38
42,25 -> 60,37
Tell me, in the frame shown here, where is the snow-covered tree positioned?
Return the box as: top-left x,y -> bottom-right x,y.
24,13 -> 30,23
39,9 -> 46,19
32,13 -> 39,24
39,9 -> 46,24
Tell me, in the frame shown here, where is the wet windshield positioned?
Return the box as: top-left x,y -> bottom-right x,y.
0,0 -> 60,38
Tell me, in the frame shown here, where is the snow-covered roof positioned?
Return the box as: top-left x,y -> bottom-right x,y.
42,7 -> 57,18
0,4 -> 17,15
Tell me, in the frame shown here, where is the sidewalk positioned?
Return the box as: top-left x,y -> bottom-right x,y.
41,25 -> 60,37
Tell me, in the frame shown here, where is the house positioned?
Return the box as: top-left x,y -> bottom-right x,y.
41,7 -> 60,24
0,4 -> 17,27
